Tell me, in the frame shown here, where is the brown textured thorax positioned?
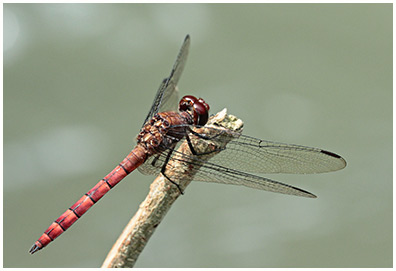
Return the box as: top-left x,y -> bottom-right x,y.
136,111 -> 193,156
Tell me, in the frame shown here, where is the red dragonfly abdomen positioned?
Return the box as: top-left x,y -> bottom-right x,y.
29,145 -> 148,254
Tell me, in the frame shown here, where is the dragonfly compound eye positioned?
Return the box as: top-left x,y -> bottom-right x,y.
194,100 -> 209,126
179,95 -> 209,126
179,95 -> 195,112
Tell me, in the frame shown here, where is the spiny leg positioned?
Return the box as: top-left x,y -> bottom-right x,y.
160,148 -> 184,194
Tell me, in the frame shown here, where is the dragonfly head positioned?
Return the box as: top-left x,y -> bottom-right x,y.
179,95 -> 210,126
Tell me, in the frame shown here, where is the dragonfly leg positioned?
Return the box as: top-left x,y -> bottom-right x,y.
151,154 -> 161,167
185,132 -> 224,156
161,148 -> 184,194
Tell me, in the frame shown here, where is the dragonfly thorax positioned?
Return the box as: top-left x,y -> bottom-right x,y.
136,111 -> 191,155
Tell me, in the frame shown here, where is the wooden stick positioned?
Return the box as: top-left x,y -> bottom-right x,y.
101,109 -> 243,268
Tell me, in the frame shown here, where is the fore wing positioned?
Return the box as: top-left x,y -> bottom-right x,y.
142,35 -> 190,127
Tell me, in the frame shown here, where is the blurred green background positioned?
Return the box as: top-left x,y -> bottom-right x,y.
3,3 -> 392,268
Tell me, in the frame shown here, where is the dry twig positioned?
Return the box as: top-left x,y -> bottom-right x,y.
101,109 -> 243,268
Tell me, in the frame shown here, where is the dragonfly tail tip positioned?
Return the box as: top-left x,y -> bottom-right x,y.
29,244 -> 40,255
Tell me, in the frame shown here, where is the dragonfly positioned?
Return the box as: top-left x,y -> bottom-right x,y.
29,35 -> 346,255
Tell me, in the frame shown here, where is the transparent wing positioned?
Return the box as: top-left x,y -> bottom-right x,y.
191,158 -> 317,198
208,132 -> 347,174
142,35 -> 190,127
143,125 -> 346,175
138,143 -> 316,198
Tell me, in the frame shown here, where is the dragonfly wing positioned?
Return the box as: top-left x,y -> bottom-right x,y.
179,127 -> 346,174
142,35 -> 191,127
161,126 -> 346,174
219,134 -> 346,174
140,146 -> 316,198
192,161 -> 317,198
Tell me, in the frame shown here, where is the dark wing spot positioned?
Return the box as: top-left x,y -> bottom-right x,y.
321,150 -> 341,159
